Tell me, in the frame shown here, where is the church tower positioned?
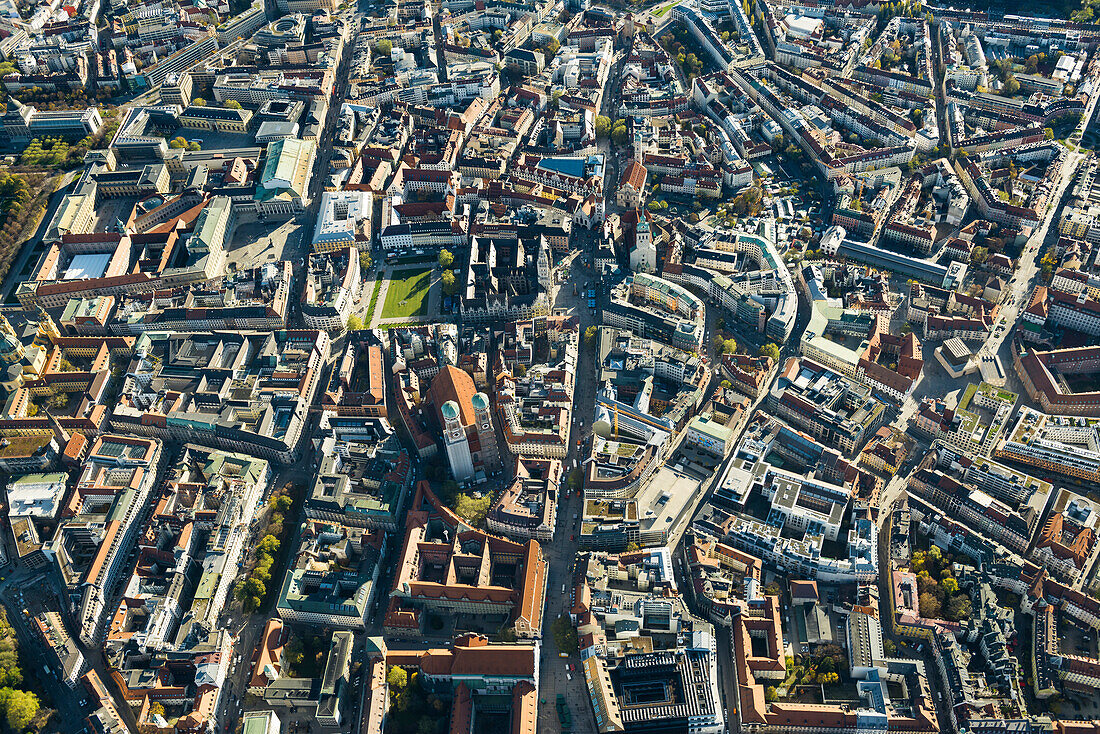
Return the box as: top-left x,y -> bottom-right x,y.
630,220 -> 655,274
442,400 -> 474,483
471,392 -> 499,473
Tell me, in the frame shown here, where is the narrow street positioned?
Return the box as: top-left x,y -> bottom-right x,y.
0,567 -> 122,734
535,258 -> 601,734
215,339 -> 340,731
209,31 -> 356,728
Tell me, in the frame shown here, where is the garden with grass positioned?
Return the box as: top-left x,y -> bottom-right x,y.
381,268 -> 432,319
769,645 -> 853,704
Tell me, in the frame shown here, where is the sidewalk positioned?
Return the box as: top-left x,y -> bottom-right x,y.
368,266 -> 395,328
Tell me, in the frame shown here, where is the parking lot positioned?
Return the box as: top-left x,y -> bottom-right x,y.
165,127 -> 256,151
1059,616 -> 1098,658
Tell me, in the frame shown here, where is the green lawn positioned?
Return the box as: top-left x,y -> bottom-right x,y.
381,268 -> 432,319
652,0 -> 681,16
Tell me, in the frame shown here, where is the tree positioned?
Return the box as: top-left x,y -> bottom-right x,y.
0,614 -> 21,689
188,141 -> 201,151
1040,251 -> 1057,279
272,494 -> 292,513
759,343 -> 781,362
971,245 -> 988,265
347,315 -> 364,331
387,666 -> 408,690
191,97 -> 206,106
721,337 -> 738,355
552,615 -> 579,654
884,639 -> 897,655
595,115 -> 612,139
584,326 -> 598,345
252,563 -> 272,585
611,122 -> 629,147
376,39 -> 392,55
1026,54 -> 1038,73
1003,74 -> 1020,96
765,686 -> 779,702
1044,127 -> 1054,140
0,688 -> 38,731
941,577 -> 959,595
438,249 -> 454,269
150,702 -> 165,717
225,100 -> 242,109
168,137 -> 186,149
441,269 -> 458,295
543,38 -> 560,64
235,577 -> 265,612
360,250 -> 372,271
945,595 -> 972,621
918,591 -> 941,618
453,492 -> 491,526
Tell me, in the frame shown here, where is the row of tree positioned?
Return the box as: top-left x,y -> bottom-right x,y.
233,490 -> 294,612
0,611 -> 41,731
168,137 -> 202,151
439,248 -> 458,295
0,173 -> 48,287
8,86 -> 117,110
713,339 -> 780,364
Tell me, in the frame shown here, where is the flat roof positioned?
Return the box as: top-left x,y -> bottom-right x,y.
63,253 -> 111,281
7,472 -> 67,518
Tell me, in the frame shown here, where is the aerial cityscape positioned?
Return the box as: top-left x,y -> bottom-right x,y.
4,0 -> 1100,732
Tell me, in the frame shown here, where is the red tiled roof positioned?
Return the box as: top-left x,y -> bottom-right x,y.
620,160 -> 647,190
428,365 -> 478,427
